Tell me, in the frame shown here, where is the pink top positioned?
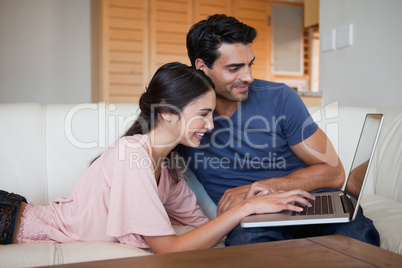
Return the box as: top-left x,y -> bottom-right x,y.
18,135 -> 209,248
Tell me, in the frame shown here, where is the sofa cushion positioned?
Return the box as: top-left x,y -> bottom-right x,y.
44,103 -> 140,203
0,242 -> 152,267
0,225 -> 203,267
361,194 -> 402,254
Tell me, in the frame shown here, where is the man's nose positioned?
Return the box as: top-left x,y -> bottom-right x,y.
241,67 -> 254,84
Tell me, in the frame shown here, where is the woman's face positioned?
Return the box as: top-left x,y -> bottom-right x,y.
177,89 -> 216,147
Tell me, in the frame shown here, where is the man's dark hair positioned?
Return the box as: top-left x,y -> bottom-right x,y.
186,14 -> 257,68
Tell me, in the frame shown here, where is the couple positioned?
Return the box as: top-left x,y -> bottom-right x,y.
0,14 -> 379,251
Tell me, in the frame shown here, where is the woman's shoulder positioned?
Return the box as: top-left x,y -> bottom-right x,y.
117,134 -> 150,150
102,134 -> 151,162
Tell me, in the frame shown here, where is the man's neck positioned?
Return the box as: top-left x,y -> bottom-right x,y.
214,98 -> 242,118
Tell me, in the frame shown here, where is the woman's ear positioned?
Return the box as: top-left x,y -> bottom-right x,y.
195,59 -> 206,71
160,112 -> 173,122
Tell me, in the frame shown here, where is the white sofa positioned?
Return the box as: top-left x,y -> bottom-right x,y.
0,102 -> 401,267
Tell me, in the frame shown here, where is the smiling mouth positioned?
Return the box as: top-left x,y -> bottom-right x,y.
195,132 -> 204,137
233,83 -> 249,91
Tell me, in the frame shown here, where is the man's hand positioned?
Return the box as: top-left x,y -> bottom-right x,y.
217,182 -> 275,216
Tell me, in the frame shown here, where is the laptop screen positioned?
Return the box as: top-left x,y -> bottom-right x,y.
345,114 -> 383,200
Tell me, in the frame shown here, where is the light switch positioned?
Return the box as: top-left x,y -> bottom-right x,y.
337,24 -> 353,49
321,29 -> 336,52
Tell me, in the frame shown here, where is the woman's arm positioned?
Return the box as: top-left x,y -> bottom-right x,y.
217,128 -> 345,215
143,189 -> 314,254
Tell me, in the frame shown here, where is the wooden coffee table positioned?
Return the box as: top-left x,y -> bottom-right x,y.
42,235 -> 402,267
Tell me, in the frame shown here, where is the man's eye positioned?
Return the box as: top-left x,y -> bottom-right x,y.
229,67 -> 239,72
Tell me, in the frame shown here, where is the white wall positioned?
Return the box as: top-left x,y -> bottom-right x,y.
319,0 -> 402,107
0,0 -> 91,104
2,0 -> 401,106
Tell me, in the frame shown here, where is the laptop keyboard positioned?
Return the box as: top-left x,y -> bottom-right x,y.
292,195 -> 334,216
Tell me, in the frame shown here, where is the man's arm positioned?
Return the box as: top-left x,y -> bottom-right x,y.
217,128 -> 345,215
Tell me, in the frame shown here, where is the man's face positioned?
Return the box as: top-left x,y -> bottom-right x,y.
203,43 -> 255,103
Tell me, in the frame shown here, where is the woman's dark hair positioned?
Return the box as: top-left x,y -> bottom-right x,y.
124,62 -> 214,137
187,14 -> 257,68
91,62 -> 214,185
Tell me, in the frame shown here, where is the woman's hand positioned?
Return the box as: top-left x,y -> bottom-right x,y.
245,182 -> 276,199
243,189 -> 315,215
217,182 -> 276,216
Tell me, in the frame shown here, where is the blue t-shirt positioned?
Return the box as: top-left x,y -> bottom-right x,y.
178,79 -> 318,204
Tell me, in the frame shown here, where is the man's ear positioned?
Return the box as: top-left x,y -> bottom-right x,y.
195,59 -> 206,71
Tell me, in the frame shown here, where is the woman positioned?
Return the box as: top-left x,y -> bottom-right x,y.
1,62 -> 314,253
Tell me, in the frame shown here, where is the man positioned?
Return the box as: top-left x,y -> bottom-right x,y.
179,14 -> 379,246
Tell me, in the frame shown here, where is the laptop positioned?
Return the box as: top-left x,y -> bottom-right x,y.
241,114 -> 384,228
